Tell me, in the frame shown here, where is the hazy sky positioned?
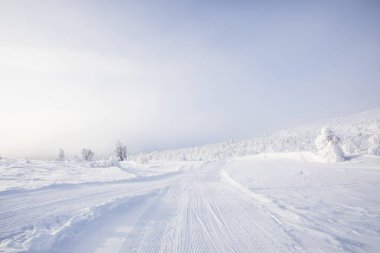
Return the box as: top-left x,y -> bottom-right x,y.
1,0 -> 380,159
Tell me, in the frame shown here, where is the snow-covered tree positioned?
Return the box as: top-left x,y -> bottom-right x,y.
57,148 -> 65,161
81,148 -> 94,161
315,127 -> 345,162
115,141 -> 127,161
368,135 -> 380,156
138,155 -> 148,164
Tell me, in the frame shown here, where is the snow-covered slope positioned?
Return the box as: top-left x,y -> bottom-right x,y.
133,109 -> 380,161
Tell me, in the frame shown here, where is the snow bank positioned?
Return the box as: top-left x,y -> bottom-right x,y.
0,159 -> 135,192
88,157 -> 121,168
221,169 -> 272,204
0,193 -> 154,253
0,159 -> 195,192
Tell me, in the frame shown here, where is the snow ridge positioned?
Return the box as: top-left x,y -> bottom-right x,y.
0,193 -> 154,253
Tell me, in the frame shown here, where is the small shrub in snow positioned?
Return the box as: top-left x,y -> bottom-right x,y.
115,142 -> 127,161
81,148 -> 94,162
315,127 -> 345,162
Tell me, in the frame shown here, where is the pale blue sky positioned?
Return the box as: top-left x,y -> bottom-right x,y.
0,0 -> 379,158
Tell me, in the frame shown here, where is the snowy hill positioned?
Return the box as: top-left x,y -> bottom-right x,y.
133,109 -> 380,161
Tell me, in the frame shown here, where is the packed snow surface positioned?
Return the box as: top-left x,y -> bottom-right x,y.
224,153 -> 380,252
1,153 -> 380,252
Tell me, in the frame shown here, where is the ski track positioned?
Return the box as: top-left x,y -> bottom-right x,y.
119,161 -> 300,253
0,173 -> 182,252
1,161 -> 301,252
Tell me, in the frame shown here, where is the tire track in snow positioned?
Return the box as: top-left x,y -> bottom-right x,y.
118,161 -> 301,252
0,173 -> 184,252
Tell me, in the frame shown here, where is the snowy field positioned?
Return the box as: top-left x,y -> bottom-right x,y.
1,110 -> 380,252
0,160 -> 198,252
224,153 -> 380,252
1,154 -> 379,252
0,159 -> 191,192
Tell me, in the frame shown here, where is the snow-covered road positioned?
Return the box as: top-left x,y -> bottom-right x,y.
1,154 -> 380,252
0,161 -> 301,253
118,161 -> 299,253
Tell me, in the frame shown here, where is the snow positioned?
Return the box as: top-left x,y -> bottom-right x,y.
368,135 -> 380,155
224,152 -> 380,252
0,159 -> 190,192
315,127 -> 346,162
0,164 -> 191,253
134,108 -> 380,161
1,154 -> 379,252
1,110 -> 380,252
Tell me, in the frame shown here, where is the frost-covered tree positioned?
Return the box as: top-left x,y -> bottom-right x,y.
368,135 -> 380,156
315,127 -> 345,162
138,155 -> 148,164
81,148 -> 94,161
115,141 -> 127,161
57,148 -> 65,161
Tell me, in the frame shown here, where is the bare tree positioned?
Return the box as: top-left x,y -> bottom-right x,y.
81,148 -> 94,161
115,141 -> 127,161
